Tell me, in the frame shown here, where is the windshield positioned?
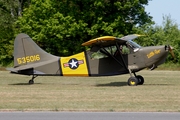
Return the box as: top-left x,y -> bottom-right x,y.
127,40 -> 141,48
127,40 -> 141,52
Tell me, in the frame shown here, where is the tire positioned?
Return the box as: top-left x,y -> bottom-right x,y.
29,80 -> 34,84
128,77 -> 138,86
136,75 -> 144,85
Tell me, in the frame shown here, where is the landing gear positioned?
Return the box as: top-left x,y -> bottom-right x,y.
127,70 -> 145,86
136,75 -> 144,85
28,75 -> 38,84
128,77 -> 138,86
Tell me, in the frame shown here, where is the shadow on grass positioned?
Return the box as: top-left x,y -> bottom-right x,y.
144,84 -> 174,86
96,82 -> 174,87
96,82 -> 127,87
9,83 -> 42,85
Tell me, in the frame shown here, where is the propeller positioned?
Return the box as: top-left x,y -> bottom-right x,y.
167,45 -> 175,58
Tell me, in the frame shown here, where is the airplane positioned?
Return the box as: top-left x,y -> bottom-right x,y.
7,33 -> 174,86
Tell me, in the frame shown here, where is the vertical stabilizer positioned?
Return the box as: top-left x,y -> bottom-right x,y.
14,33 -> 57,67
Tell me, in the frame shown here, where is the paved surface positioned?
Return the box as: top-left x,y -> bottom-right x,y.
0,112 -> 180,120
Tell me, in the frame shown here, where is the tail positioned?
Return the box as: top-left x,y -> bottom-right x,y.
13,33 -> 57,67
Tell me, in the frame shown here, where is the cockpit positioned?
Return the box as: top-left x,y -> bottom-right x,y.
89,40 -> 141,60
85,35 -> 143,60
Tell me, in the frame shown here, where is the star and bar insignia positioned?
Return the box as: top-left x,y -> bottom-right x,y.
63,58 -> 84,70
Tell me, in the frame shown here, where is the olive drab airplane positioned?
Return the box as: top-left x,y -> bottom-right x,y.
7,33 -> 174,86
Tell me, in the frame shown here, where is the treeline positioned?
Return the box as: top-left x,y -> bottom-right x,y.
0,0 -> 179,66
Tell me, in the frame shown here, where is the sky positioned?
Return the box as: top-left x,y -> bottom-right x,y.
145,0 -> 180,26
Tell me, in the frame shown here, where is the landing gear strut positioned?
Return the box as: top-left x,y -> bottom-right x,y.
29,75 -> 38,84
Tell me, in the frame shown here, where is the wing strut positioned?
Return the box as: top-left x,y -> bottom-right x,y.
100,47 -> 124,67
99,42 -> 133,77
115,42 -> 133,77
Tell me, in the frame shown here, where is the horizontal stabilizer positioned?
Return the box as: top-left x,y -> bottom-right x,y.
7,67 -> 34,75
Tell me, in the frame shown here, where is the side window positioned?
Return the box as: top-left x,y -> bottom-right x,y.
121,45 -> 130,54
91,46 -> 117,59
114,45 -> 130,56
91,50 -> 107,59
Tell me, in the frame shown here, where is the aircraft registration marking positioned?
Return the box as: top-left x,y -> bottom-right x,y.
17,54 -> 40,64
147,49 -> 161,58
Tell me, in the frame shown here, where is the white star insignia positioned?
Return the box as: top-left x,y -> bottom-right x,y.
69,59 -> 77,68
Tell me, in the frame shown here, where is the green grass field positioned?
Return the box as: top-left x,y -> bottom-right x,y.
0,70 -> 180,112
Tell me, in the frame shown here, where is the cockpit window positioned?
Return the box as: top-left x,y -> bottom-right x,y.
127,40 -> 141,48
127,40 -> 141,52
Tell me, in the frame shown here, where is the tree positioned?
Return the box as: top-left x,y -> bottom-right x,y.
133,15 -> 180,64
0,0 -> 17,66
0,0 -> 31,66
15,0 -> 153,56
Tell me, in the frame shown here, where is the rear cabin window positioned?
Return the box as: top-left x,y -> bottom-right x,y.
91,46 -> 117,59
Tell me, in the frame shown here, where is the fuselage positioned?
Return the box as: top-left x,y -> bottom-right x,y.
10,45 -> 169,77
9,33 -> 170,77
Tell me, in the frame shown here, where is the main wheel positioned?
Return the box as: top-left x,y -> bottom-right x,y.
128,77 -> 138,86
29,79 -> 34,84
136,75 -> 144,85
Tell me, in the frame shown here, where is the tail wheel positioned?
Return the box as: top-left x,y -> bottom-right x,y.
28,75 -> 37,84
29,79 -> 34,84
136,75 -> 144,85
128,77 -> 138,86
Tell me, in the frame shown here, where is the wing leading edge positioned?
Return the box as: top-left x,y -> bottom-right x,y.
82,34 -> 143,47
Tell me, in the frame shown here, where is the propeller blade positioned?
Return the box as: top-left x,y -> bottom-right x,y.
168,45 -> 175,58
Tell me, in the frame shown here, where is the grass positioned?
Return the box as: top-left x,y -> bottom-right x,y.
0,70 -> 180,112
156,63 -> 180,70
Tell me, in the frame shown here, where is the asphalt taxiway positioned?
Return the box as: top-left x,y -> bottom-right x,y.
0,112 -> 180,120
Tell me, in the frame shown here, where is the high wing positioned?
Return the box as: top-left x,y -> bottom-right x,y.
82,34 -> 142,47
